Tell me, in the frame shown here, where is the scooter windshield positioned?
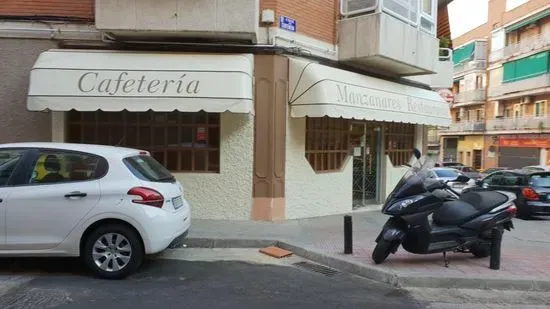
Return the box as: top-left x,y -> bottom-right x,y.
386,154 -> 436,201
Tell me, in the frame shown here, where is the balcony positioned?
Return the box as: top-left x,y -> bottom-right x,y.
453,89 -> 487,106
441,121 -> 486,133
338,11 -> 438,76
95,0 -> 259,42
488,74 -> 550,98
453,60 -> 487,78
406,48 -> 453,88
487,116 -> 550,131
490,32 -> 550,63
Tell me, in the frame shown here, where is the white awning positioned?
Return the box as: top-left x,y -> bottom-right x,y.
289,58 -> 451,127
27,49 -> 254,113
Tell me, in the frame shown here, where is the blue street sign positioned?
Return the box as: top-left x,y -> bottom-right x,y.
279,16 -> 296,32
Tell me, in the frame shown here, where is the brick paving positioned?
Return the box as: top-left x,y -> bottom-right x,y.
189,210 -> 550,282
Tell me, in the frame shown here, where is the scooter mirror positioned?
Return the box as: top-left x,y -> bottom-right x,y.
413,148 -> 421,159
455,175 -> 470,183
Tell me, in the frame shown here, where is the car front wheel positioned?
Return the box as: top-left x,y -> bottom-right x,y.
83,224 -> 144,279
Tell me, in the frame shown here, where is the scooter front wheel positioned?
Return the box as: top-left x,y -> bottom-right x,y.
372,239 -> 398,264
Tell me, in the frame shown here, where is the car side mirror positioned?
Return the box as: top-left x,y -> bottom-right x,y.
475,180 -> 483,186
455,175 -> 470,183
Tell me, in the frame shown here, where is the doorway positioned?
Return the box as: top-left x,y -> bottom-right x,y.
350,122 -> 380,209
473,149 -> 482,170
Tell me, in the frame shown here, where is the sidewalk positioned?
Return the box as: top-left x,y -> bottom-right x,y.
185,210 -> 550,291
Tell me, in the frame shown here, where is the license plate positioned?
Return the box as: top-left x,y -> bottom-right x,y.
172,196 -> 184,209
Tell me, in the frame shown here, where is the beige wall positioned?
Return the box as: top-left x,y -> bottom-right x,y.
284,117 -> 353,219
0,39 -> 53,143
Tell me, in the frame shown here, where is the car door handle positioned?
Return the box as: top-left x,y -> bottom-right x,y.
64,192 -> 87,198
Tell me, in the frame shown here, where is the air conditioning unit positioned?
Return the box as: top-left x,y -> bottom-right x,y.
520,96 -> 532,104
341,0 -> 378,16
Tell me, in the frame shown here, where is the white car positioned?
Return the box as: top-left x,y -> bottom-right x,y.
428,167 -> 476,194
0,142 -> 191,279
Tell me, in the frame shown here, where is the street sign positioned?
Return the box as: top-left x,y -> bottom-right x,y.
279,16 -> 296,32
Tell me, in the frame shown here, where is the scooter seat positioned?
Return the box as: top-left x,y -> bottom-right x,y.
433,190 -> 508,226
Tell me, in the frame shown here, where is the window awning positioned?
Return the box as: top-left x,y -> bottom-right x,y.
288,58 -> 451,127
452,42 -> 475,65
506,9 -> 550,33
27,50 -> 254,113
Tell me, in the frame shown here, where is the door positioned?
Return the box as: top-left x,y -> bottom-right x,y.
473,150 -> 482,170
351,122 -> 380,208
5,149 -> 104,250
0,149 -> 28,249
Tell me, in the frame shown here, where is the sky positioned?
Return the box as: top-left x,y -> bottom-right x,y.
448,0 -> 489,39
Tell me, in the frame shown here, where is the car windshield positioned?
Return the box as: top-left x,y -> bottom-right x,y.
123,155 -> 175,183
529,174 -> 550,188
434,169 -> 459,178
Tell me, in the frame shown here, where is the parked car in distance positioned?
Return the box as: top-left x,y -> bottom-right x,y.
435,161 -> 465,168
0,143 -> 191,279
479,167 -> 510,179
522,165 -> 550,173
447,165 -> 482,181
465,169 -> 550,219
427,167 -> 476,194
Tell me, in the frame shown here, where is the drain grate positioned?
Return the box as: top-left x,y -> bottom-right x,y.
292,261 -> 341,277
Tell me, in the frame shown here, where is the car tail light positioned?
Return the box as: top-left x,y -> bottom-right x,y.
506,204 -> 518,215
522,187 -> 539,201
127,187 -> 164,208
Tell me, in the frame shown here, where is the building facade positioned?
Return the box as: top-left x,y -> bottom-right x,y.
441,0 -> 550,169
1,0 -> 453,220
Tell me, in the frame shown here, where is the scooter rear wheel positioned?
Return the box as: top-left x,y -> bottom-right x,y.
372,239 -> 397,264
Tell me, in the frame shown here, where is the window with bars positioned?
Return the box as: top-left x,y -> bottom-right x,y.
385,123 -> 415,166
305,117 -> 351,172
67,110 -> 220,173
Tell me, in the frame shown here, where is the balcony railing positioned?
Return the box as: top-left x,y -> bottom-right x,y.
453,60 -> 487,77
490,32 -> 550,63
442,121 -> 486,133
454,89 -> 487,104
488,73 -> 550,98
487,116 -> 550,131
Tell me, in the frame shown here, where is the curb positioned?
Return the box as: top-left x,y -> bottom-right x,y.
183,237 -> 278,249
182,236 -> 550,292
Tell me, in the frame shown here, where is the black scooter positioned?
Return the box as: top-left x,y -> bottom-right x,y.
372,149 -> 517,264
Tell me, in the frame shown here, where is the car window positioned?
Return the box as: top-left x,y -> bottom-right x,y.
529,174 -> 550,188
483,172 -> 501,185
499,172 -> 524,186
434,169 -> 458,178
123,155 -> 175,183
29,150 -> 105,184
0,149 -> 25,187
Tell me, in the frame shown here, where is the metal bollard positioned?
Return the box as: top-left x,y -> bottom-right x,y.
490,228 -> 503,270
344,215 -> 353,254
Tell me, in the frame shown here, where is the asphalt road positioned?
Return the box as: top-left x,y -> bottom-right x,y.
0,257 -> 423,309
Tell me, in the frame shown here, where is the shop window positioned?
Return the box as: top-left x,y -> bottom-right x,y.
385,123 -> 415,166
305,117 -> 351,172
67,111 -> 220,173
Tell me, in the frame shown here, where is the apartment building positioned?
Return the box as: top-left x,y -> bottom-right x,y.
441,0 -> 550,169
0,0 -> 453,220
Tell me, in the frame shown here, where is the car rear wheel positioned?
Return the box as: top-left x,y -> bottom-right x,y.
83,224 -> 144,279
